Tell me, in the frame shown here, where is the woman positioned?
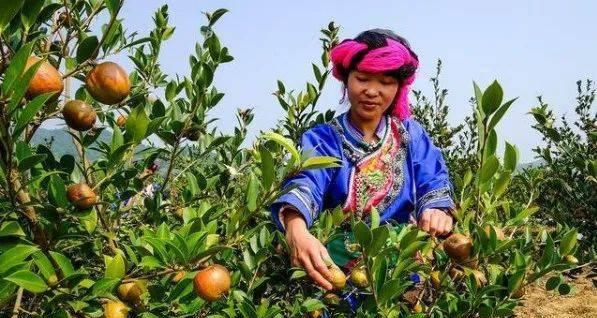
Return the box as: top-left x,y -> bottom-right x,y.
269,29 -> 455,312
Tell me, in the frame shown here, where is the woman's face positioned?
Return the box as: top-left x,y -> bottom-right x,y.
346,70 -> 399,121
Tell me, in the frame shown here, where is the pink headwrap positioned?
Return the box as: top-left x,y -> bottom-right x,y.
330,38 -> 419,120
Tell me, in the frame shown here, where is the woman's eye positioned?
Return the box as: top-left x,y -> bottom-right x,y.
356,77 -> 368,82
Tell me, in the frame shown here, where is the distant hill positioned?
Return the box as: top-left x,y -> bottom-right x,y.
30,127 -> 111,160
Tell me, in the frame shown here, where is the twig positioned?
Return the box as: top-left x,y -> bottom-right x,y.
10,287 -> 23,318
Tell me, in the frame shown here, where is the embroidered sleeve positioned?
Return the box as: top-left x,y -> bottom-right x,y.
269,125 -> 342,232
408,120 -> 456,220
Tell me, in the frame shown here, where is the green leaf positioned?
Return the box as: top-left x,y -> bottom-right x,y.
105,0 -> 120,17
49,251 -> 74,278
0,0 -> 25,33
506,206 -> 540,226
368,226 -> 389,256
546,275 -> 562,291
4,270 -> 48,293
353,221 -> 372,251
246,173 -> 259,212
503,142 -> 519,172
48,174 -> 68,208
17,154 -> 47,172
559,229 -> 578,256
479,155 -> 499,183
370,206 -> 380,229
276,80 -> 285,95
76,35 -> 99,63
13,92 -> 54,138
493,171 -> 511,198
208,8 -> 228,27
300,298 -> 325,312
104,253 -> 126,279
378,279 -> 407,304
482,80 -> 503,115
302,156 -> 341,170
92,277 -> 120,297
488,98 -> 517,132
20,0 -> 45,30
32,252 -> 56,280
262,132 -> 300,168
0,245 -> 38,275
2,42 -> 34,94
507,271 -> 524,294
8,57 -> 44,113
0,221 -> 26,237
473,81 -> 484,115
483,129 -> 497,161
125,104 -> 149,143
259,146 -> 274,190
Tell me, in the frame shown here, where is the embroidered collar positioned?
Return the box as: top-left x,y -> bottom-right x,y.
338,112 -> 389,151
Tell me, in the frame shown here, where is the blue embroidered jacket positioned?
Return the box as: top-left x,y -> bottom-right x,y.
270,112 -> 455,231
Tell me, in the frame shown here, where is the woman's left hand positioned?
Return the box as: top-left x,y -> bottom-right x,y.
418,208 -> 453,237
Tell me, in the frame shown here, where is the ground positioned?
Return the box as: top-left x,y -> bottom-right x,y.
515,266 -> 597,318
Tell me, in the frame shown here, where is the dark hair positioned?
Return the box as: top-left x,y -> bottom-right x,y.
338,29 -> 418,113
338,29 -> 418,83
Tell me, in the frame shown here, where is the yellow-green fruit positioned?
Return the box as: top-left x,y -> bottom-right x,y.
349,267 -> 369,288
193,264 -> 231,302
103,300 -> 129,318
444,233 -> 473,263
328,266 -> 346,290
85,62 -> 130,104
323,292 -> 341,306
565,255 -> 579,264
47,274 -> 58,288
117,280 -> 147,304
25,56 -> 64,99
430,271 -> 441,289
62,100 -> 97,131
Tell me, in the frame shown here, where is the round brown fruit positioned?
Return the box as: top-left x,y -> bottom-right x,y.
62,100 -> 96,131
444,233 -> 473,263
116,115 -> 127,128
103,300 -> 129,318
349,267 -> 368,288
85,62 -> 130,105
308,309 -> 322,318
484,225 -> 506,240
328,266 -> 346,290
25,56 -> 63,99
66,183 -> 97,210
171,271 -> 185,283
193,264 -> 231,302
117,280 -> 147,304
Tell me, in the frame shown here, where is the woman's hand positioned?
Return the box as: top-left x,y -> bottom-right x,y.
282,209 -> 334,291
418,208 -> 453,237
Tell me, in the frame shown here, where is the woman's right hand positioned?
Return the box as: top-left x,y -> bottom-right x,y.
282,209 -> 334,291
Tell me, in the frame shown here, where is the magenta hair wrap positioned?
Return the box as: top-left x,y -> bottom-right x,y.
330,38 -> 419,120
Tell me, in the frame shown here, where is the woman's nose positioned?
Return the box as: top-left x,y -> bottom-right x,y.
364,87 -> 379,97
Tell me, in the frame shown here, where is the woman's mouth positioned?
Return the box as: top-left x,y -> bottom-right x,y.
360,101 -> 378,110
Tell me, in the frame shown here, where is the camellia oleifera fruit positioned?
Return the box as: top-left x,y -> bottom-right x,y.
66,183 -> 97,210
62,100 -> 96,131
85,62 -> 130,105
308,309 -> 322,318
25,56 -> 63,99
103,300 -> 129,318
116,115 -> 127,128
444,233 -> 473,263
193,264 -> 231,302
323,292 -> 341,306
328,265 -> 347,290
117,280 -> 147,305
349,267 -> 368,288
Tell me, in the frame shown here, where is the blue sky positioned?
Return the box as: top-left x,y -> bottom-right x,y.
111,0 -> 597,163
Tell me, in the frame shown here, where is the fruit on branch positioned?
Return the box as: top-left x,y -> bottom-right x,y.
308,309 -> 322,318
103,300 -> 129,318
328,265 -> 346,290
116,115 -> 127,128
193,264 -> 231,302
444,233 -> 472,263
117,280 -> 147,305
25,56 -> 63,99
349,267 -> 368,288
86,62 -> 131,105
323,292 -> 341,306
66,183 -> 97,210
47,274 -> 58,288
62,100 -> 97,131
564,255 -> 579,264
